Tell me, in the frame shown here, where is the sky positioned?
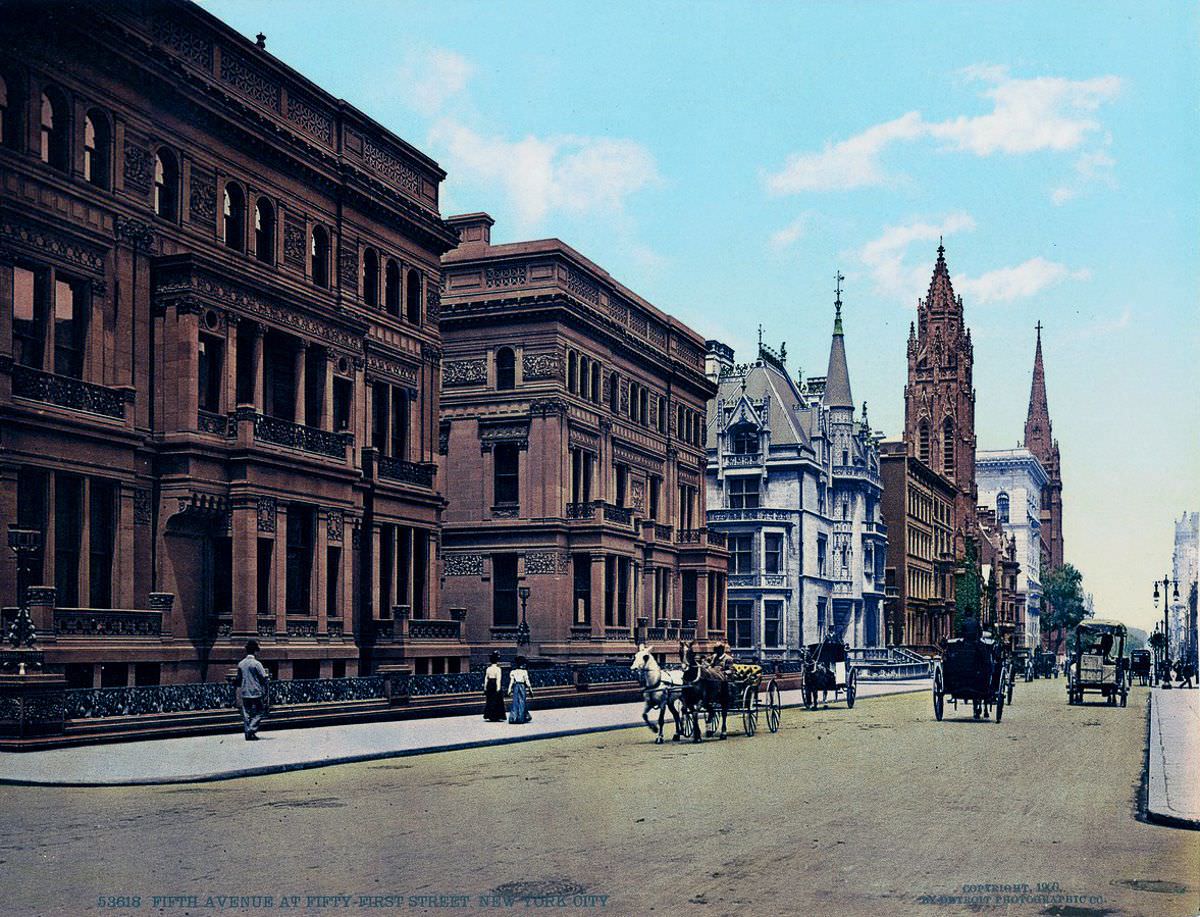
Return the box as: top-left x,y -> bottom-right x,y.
206,1 -> 1200,634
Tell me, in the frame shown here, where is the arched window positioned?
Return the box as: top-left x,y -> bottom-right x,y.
223,183 -> 245,251
311,226 -> 330,288
496,347 -> 515,391
567,351 -> 577,394
83,110 -> 110,190
942,418 -> 955,476
154,149 -> 178,220
384,259 -> 401,315
917,420 -> 930,465
730,424 -> 757,455
608,372 -> 619,412
639,387 -> 649,425
578,356 -> 590,400
591,362 -> 600,404
996,492 -> 1010,524
405,270 -> 421,323
628,382 -> 638,416
40,88 -> 68,170
362,248 -> 379,306
254,198 -> 275,264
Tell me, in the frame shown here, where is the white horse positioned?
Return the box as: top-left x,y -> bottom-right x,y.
631,644 -> 684,744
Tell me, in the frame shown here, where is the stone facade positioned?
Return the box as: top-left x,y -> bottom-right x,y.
705,302 -> 886,657
0,0 -> 462,685
1171,512 -> 1199,669
438,213 -> 727,662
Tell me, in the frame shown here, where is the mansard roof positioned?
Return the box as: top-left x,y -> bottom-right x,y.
707,354 -> 812,452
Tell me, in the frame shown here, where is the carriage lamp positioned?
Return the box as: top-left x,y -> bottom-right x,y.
1153,576 -> 1179,689
517,586 -> 531,647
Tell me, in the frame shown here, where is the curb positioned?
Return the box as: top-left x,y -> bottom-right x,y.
0,684 -> 930,787
1145,691 -> 1200,830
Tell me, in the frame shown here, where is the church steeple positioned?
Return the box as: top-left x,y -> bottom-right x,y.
1024,321 -> 1052,457
824,272 -> 854,410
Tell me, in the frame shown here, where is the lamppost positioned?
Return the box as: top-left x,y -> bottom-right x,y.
1154,574 -> 1179,689
7,525 -> 43,660
516,586 -> 531,648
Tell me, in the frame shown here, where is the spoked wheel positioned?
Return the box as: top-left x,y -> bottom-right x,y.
706,706 -> 720,738
846,668 -> 857,709
765,680 -> 782,733
742,684 -> 758,736
995,688 -> 1005,724
933,667 -> 945,721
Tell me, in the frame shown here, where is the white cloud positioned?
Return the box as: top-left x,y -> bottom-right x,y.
629,244 -> 667,270
1052,147 -> 1118,205
1051,186 -> 1077,206
765,68 -> 1122,194
1074,308 -> 1131,340
429,118 -> 660,229
768,212 -> 814,251
957,257 -> 1092,304
394,49 -> 475,116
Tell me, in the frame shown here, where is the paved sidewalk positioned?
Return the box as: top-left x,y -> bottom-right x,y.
0,678 -> 929,786
1147,687 -> 1200,829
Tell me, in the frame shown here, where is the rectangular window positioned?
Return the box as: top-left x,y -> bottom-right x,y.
88,479 -> 116,608
412,530 -> 427,619
573,553 -> 591,625
285,505 -> 314,614
212,535 -> 232,615
604,555 -> 616,626
764,532 -> 784,575
333,378 -> 352,431
390,387 -> 408,458
817,536 -> 828,576
764,600 -> 783,647
100,662 -> 128,688
396,526 -> 412,609
817,597 -> 827,634
53,277 -> 87,378
492,553 -> 518,627
326,546 -> 341,617
681,571 -> 697,625
648,475 -> 661,521
372,382 -> 389,450
54,474 -> 83,606
16,467 -> 48,594
493,443 -> 519,506
267,342 -> 296,421
304,346 -> 324,427
379,525 -> 394,616
198,334 -> 224,413
728,601 -> 753,649
12,266 -> 46,369
256,539 -> 273,614
615,463 -> 629,508
134,662 -> 161,686
730,534 -> 754,575
729,476 -> 760,509
236,324 -> 255,405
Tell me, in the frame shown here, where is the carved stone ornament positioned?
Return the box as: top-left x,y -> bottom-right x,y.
221,51 -> 281,111
0,213 -> 106,275
444,553 -> 484,577
443,359 -> 487,387
338,240 -> 358,293
286,92 -> 333,145
326,509 -> 344,543
123,142 -> 153,193
189,166 -> 217,227
133,489 -> 153,526
522,351 -> 562,382
256,496 -> 277,533
525,551 -> 569,576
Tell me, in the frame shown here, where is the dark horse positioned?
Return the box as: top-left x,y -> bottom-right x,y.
679,642 -> 732,741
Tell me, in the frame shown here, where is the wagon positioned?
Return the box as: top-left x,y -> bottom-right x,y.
1034,652 -> 1059,679
800,637 -> 857,709
680,662 -> 782,740
933,636 -> 1008,722
1129,649 -> 1153,687
1066,620 -> 1128,706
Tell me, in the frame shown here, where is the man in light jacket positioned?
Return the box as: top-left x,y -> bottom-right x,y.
235,640 -> 270,740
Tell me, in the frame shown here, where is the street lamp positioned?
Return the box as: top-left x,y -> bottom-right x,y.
516,585 -> 531,648
1153,574 -> 1179,689
7,526 -> 43,649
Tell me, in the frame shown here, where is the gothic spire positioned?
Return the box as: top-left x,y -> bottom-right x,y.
923,240 -> 959,317
824,274 -> 854,410
1024,321 -> 1053,457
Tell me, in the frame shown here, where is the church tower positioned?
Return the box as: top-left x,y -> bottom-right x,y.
1024,323 -> 1064,570
903,242 -> 978,556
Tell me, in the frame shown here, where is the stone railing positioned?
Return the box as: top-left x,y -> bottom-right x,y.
680,627 -> 697,641
862,520 -> 889,536
677,528 -> 726,548
490,626 -> 520,642
251,411 -> 352,459
832,464 -> 882,487
285,618 -> 318,638
708,508 -> 795,524
53,608 -> 163,637
724,452 -> 762,467
601,503 -> 634,525
377,456 -> 437,488
408,619 -> 461,640
654,523 -> 674,540
197,409 -> 229,436
570,625 -> 593,640
11,365 -> 126,419
605,627 -> 633,641
727,574 -> 788,589
566,501 -> 595,520
847,646 -> 932,680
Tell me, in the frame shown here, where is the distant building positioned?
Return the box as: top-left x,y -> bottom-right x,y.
1172,512 -> 1198,668
879,442 -> 956,649
705,298 -> 885,655
976,449 -> 1048,649
1024,324 -> 1065,572
977,507 -> 1026,647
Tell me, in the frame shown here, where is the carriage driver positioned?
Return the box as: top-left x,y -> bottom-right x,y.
706,643 -> 734,683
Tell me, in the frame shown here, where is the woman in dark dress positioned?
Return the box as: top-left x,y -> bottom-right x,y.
483,651 -> 506,722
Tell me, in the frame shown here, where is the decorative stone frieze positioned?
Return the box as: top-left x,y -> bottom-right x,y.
444,553 -> 484,577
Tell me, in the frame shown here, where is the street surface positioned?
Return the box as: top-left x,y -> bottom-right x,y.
1,679 -> 1196,917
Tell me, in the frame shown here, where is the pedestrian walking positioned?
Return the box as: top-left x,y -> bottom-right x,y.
508,655 -> 533,724
483,651 -> 507,722
235,640 -> 270,740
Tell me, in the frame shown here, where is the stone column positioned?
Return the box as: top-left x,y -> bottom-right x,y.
115,485 -> 136,609
370,525 -> 382,622
26,586 -> 56,642
273,503 -> 288,628
223,317 -> 239,414
295,340 -> 308,427
251,325 -> 265,411
315,508 -> 329,635
590,554 -> 605,635
427,529 -> 441,625
176,305 -> 200,432
231,498 -> 258,635
323,352 -> 335,431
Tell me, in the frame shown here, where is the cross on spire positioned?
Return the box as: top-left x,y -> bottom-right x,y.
1035,320 -> 1043,339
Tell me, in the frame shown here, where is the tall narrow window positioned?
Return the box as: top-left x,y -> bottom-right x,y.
729,476 -> 760,510
996,492 -> 1010,524
390,387 -> 408,458
53,277 -> 86,378
326,546 -> 341,617
311,226 -> 330,287
254,198 -> 275,264
492,555 -> 519,627
405,270 -> 421,323
83,110 -> 110,189
384,259 -> 400,315
256,539 -> 273,614
285,505 -> 315,614
639,387 -> 649,425
154,149 -> 178,220
681,571 -> 697,625
494,443 -> 519,506
730,425 -> 757,455
573,554 -> 591,625
765,533 -> 784,574
223,183 -> 245,251
89,480 -> 116,608
578,357 -> 590,400
16,468 -> 48,596
362,248 -> 379,306
39,89 -> 68,170
332,378 -> 352,432
730,535 -> 754,575
918,421 -> 931,465
0,74 -> 10,148
942,418 -> 955,476
197,334 -> 224,412
496,347 -> 515,391
12,266 -> 45,369
608,372 -> 619,412
372,382 -> 389,451
764,601 -> 783,647
591,362 -> 600,404
567,351 -> 577,394
55,474 -> 83,607
648,475 -> 661,521
615,463 -> 629,508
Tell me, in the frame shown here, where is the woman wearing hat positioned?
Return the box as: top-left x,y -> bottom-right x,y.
482,651 -> 506,722
507,655 -> 533,724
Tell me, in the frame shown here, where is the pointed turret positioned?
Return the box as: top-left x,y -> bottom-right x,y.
823,275 -> 854,410
1024,321 -> 1052,457
923,239 -> 959,315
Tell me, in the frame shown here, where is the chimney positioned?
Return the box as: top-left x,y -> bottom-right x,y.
705,340 -> 734,382
445,213 -> 494,248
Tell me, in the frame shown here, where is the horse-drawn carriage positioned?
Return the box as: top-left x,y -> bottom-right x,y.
1034,652 -> 1059,679
1011,647 -> 1033,683
685,662 -> 782,740
1066,620 -> 1128,706
932,633 -> 1008,722
1129,649 -> 1153,687
800,635 -> 857,709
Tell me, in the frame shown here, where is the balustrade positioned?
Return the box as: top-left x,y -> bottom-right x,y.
12,365 -> 126,418
250,411 -> 352,459
53,608 -> 162,637
377,455 -> 437,487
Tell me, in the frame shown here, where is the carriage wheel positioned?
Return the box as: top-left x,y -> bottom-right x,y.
846,669 -> 857,709
995,687 -> 1005,724
1007,676 -> 1014,706
933,667 -> 944,721
765,680 -> 782,733
706,705 -> 720,737
742,684 -> 758,736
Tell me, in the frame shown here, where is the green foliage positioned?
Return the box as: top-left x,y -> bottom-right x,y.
954,538 -> 982,634
1040,563 -> 1089,652
1148,630 -> 1165,651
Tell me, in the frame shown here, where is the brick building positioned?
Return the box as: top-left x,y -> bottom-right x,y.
438,213 -> 727,662
0,0 -> 463,685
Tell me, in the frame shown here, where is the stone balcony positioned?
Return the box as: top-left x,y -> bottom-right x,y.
10,364 -> 130,420
676,528 -> 726,548
832,463 -> 882,487
226,408 -> 353,461
708,507 -> 796,525
728,573 -> 789,589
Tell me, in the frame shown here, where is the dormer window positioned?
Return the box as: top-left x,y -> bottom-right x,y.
730,424 -> 757,455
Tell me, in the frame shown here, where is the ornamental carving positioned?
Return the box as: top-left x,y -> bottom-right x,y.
525,551 -> 569,576
152,15 -> 213,68
327,509 -> 344,543
522,352 -> 561,382
530,397 -> 568,416
603,373 -> 614,404
421,343 -> 443,365
189,167 -> 216,227
133,489 -> 153,526
568,427 -> 600,450
426,282 -> 441,320
0,214 -> 106,275
444,553 -> 484,577
282,213 -> 306,267
675,339 -> 703,369
361,137 -> 421,197
338,240 -> 358,293
221,52 -> 280,111
565,269 -> 600,305
480,422 -> 529,451
485,265 -> 527,288
123,142 -> 153,193
619,380 -> 629,415
630,479 -> 645,513
115,215 -> 156,254
443,359 -> 486,387
366,353 -> 419,387
648,323 -> 668,349
629,311 -> 648,337
256,496 -> 277,533
286,92 -> 333,144
612,443 -> 664,473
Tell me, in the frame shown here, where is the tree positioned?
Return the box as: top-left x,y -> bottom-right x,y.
1040,563 -> 1089,653
954,537 -> 983,636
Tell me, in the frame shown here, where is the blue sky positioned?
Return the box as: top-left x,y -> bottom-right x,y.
206,1 -> 1199,633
